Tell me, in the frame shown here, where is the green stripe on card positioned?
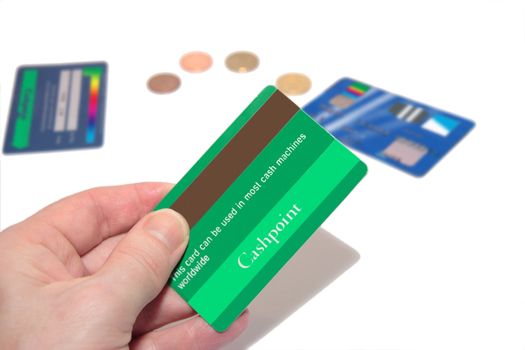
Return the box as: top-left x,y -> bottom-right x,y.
212,159 -> 367,331
12,69 -> 38,149
187,140 -> 362,329
170,110 -> 333,299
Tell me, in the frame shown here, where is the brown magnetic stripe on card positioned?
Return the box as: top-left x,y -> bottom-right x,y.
170,90 -> 299,227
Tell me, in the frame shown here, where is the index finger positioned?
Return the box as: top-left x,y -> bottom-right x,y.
27,182 -> 173,255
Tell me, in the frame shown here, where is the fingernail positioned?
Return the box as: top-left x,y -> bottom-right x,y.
145,209 -> 189,251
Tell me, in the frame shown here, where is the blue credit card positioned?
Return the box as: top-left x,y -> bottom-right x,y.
303,78 -> 475,176
3,62 -> 107,154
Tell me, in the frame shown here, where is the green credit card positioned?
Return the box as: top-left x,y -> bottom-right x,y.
155,86 -> 367,331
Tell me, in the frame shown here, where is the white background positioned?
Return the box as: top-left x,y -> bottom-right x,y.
1,1 -> 525,349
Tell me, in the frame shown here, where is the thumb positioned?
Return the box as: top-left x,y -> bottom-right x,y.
97,208 -> 189,315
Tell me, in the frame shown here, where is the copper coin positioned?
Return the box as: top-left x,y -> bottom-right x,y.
276,73 -> 312,96
147,73 -> 181,94
225,51 -> 259,73
180,51 -> 213,73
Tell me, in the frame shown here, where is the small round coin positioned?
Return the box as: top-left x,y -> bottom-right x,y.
180,51 -> 213,73
147,73 -> 181,94
276,73 -> 312,96
225,51 -> 259,73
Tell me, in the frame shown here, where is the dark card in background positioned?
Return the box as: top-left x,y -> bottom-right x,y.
3,62 -> 107,154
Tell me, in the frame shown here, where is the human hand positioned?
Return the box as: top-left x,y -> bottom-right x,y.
0,183 -> 248,349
